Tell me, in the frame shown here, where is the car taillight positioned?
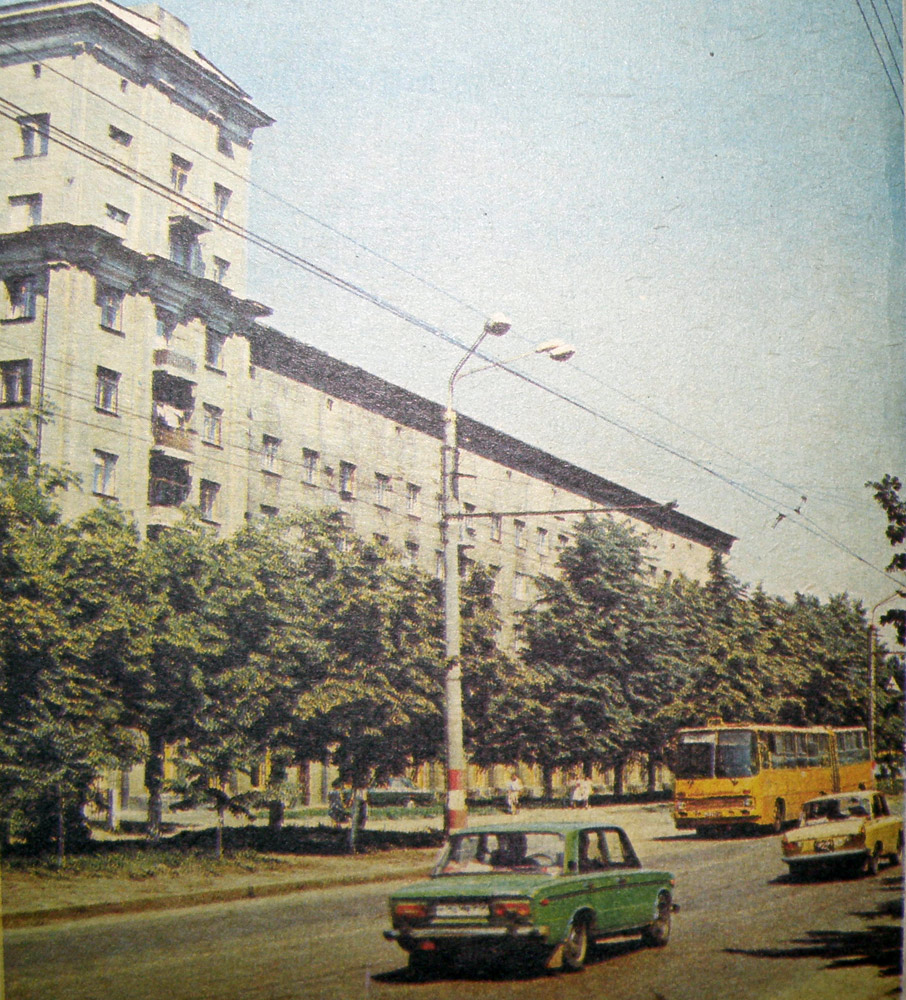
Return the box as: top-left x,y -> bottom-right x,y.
393,902 -> 428,920
781,839 -> 799,855
491,899 -> 532,920
742,797 -> 754,809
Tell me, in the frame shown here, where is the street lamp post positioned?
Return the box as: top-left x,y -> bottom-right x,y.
441,317 -> 575,831
868,592 -> 900,760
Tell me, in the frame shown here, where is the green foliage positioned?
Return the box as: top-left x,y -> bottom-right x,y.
0,417 -> 143,854
866,475 -> 906,645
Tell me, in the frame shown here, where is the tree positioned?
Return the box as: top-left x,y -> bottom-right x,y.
139,516 -> 226,841
0,415 -> 146,856
866,475 -> 906,644
516,516 -> 651,788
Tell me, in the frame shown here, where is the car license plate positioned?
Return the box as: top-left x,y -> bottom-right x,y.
435,903 -> 488,918
814,840 -> 834,853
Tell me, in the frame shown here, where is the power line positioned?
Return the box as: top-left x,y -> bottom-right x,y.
0,89 -> 898,588
867,0 -> 903,77
855,0 -> 904,112
0,37 -> 486,322
1,36 -> 885,525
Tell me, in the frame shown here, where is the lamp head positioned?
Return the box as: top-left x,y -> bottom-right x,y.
534,339 -> 576,361
483,313 -> 512,337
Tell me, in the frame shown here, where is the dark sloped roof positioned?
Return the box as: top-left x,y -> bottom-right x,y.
249,325 -> 736,553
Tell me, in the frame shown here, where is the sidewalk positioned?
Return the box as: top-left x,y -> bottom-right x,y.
1,805 -> 445,929
1,801 -> 673,929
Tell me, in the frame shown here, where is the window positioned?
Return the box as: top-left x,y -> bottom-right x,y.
217,129 -> 234,157
406,483 -> 421,517
170,153 -> 192,192
262,434 -> 280,472
557,533 -> 570,550
99,287 -> 124,331
339,461 -> 356,498
302,448 -> 319,485
404,541 -> 419,566
260,504 -> 278,519
202,404 -> 222,446
435,550 -> 445,579
92,449 -> 117,497
106,204 -> 129,225
463,502 -> 476,537
205,328 -> 227,369
4,275 -> 38,321
0,360 -> 31,407
156,310 -> 176,344
373,533 -> 389,546
513,571 -> 531,601
199,480 -> 220,522
536,527 -> 549,556
95,366 -> 120,414
108,124 -> 133,147
514,519 -> 526,549
18,113 -> 49,158
212,257 -> 230,284
490,513 -> 502,542
374,472 -> 391,506
9,193 -> 42,229
214,183 -> 232,217
168,220 -> 204,276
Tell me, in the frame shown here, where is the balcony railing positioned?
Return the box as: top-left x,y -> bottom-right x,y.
153,349 -> 196,375
152,421 -> 196,453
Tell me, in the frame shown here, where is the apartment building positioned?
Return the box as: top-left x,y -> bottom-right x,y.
0,2 -> 735,802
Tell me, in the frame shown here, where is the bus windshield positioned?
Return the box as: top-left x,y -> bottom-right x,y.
675,730 -> 758,779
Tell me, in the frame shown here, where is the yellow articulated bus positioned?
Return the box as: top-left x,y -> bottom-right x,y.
672,722 -> 873,835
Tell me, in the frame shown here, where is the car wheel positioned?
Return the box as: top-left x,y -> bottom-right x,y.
890,833 -> 903,867
642,892 -> 672,947
864,844 -> 883,877
770,800 -> 785,835
562,919 -> 589,971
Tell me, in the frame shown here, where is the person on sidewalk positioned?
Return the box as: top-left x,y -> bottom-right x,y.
570,776 -> 592,809
505,773 -> 523,814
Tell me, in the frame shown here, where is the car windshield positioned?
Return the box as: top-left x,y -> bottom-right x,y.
434,832 -> 565,876
802,797 -> 870,824
675,730 -> 758,779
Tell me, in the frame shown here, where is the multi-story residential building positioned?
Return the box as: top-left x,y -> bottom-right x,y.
0,1 -> 735,803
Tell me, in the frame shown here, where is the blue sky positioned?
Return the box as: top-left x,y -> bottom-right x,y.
8,0 -> 905,617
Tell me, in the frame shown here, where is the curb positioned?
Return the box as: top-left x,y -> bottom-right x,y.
3,865 -> 429,929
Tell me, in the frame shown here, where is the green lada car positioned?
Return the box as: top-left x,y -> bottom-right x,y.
385,822 -> 676,974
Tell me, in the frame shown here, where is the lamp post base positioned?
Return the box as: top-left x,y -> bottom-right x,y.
445,770 -> 468,833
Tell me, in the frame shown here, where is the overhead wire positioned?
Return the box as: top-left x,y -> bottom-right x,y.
0,39 -> 885,520
854,0 -> 904,112
0,36 -> 888,522
0,59 -> 900,588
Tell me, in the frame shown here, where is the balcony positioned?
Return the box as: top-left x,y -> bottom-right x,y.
153,348 -> 196,377
148,476 -> 191,508
152,420 -> 195,455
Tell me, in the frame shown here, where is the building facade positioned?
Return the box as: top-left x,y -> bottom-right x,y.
1,2 -> 735,803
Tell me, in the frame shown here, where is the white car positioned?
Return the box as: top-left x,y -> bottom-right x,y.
780,792 -> 903,878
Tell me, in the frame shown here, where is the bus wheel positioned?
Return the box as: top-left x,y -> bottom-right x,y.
770,800 -> 785,834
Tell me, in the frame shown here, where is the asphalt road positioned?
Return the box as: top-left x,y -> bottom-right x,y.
4,806 -> 902,1000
